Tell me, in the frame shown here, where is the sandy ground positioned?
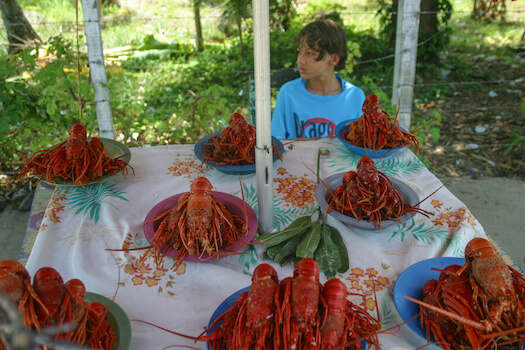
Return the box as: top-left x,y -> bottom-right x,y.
1,176 -> 524,270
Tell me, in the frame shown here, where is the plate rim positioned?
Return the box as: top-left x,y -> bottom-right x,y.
143,191 -> 258,262
85,291 -> 132,350
315,172 -> 420,230
194,131 -> 284,174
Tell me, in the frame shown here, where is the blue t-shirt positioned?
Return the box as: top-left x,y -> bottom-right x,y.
271,76 -> 365,140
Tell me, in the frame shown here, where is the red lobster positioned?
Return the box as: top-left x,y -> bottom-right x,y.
0,260 -> 42,330
326,156 -> 432,228
134,258 -> 383,349
0,261 -> 116,350
281,257 -> 323,350
134,263 -> 282,350
200,112 -> 282,166
320,278 -> 380,349
418,265 -> 488,350
409,238 -> 525,349
343,94 -> 422,153
138,176 -> 248,269
463,238 -> 525,334
15,123 -> 133,186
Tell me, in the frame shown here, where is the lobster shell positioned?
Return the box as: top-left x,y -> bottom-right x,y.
0,260 -> 31,303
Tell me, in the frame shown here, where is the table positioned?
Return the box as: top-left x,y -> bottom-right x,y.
22,137 -> 517,349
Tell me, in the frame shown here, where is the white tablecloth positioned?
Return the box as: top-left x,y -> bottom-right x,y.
25,137 -> 489,349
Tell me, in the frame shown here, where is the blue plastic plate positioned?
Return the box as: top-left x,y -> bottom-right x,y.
335,120 -> 404,158
194,132 -> 284,175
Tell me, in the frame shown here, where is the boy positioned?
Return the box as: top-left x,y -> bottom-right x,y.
271,19 -> 365,140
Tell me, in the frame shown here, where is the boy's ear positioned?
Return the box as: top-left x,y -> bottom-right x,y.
331,53 -> 341,66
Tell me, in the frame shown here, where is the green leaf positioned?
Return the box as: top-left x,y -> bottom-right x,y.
273,233 -> 304,263
278,254 -> 297,267
264,239 -> 290,260
256,226 -> 309,245
256,216 -> 312,244
296,222 -> 322,259
329,226 -> 350,274
315,224 -> 342,274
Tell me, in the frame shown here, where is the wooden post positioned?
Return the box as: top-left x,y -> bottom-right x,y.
81,0 -> 114,138
193,0 -> 204,52
253,0 -> 274,233
392,0 -> 420,130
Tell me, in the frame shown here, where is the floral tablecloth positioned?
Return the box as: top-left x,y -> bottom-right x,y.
24,137 -> 493,349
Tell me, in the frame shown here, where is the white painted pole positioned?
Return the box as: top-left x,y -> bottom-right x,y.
81,0 -> 114,138
253,0 -> 274,233
392,0 -> 421,130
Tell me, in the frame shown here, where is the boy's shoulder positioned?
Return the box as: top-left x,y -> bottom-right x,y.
280,77 -> 304,89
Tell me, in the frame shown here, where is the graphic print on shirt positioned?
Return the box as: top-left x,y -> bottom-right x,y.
293,113 -> 336,138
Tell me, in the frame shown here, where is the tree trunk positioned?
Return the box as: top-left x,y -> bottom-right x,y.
236,13 -> 244,59
420,0 -> 439,64
0,0 -> 41,54
193,0 -> 204,52
420,0 -> 438,37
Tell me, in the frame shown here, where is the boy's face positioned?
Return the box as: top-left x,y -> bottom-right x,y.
296,38 -> 338,80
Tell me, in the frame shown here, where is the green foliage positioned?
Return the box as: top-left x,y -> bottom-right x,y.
0,36 -> 93,162
3,0 -> 522,174
297,1 -> 347,24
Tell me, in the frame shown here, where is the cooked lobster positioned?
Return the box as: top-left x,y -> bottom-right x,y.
135,258 -> 382,350
410,238 -> 525,349
15,123 -> 133,186
0,261 -> 115,350
320,278 -> 380,349
281,257 -> 322,350
342,94 -> 421,153
139,176 -> 248,270
326,156 -> 431,228
199,113 -> 282,166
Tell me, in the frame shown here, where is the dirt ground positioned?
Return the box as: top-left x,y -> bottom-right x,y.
417,53 -> 525,179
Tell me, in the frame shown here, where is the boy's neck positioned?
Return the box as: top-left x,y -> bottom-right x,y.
305,74 -> 342,96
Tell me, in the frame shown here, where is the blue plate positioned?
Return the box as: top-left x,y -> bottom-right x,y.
194,132 -> 284,175
207,286 -> 367,349
335,120 -> 404,158
393,257 -> 467,345
315,172 -> 420,230
206,286 -> 249,350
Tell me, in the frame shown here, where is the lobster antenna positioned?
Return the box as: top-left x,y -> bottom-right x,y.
405,296 -> 487,331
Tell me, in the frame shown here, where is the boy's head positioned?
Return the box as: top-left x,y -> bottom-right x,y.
297,19 -> 348,71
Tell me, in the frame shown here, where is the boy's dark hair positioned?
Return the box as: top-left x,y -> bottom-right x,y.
297,19 -> 348,71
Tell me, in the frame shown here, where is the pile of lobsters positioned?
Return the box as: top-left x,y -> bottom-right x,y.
0,259 -> 115,350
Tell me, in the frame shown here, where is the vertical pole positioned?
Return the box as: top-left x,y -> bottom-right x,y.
81,0 -> 114,138
253,0 -> 274,233
392,0 -> 421,130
